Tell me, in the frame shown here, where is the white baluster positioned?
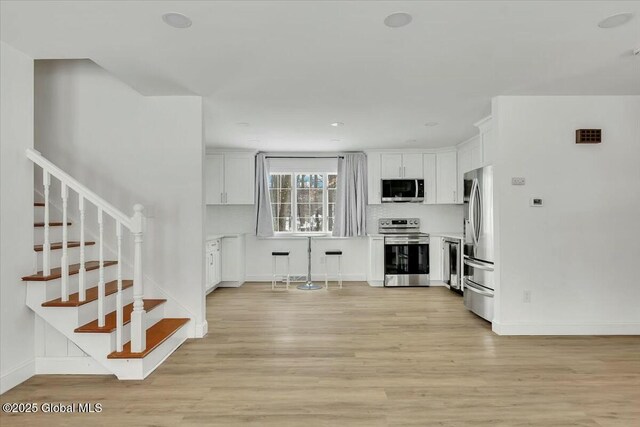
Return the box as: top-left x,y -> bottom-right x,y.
42,172 -> 51,276
97,208 -> 105,327
61,183 -> 69,302
116,221 -> 123,352
130,204 -> 146,353
78,196 -> 86,301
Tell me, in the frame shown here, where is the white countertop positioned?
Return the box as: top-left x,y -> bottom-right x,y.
206,233 -> 245,241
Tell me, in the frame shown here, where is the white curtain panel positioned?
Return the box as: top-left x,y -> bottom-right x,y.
254,153 -> 274,237
333,153 -> 368,237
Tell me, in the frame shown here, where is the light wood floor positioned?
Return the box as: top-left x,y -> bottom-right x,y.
2,283 -> 639,426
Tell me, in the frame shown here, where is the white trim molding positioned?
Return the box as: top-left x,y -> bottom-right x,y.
194,320 -> 208,338
1,359 -> 35,395
35,357 -> 111,375
492,322 -> 640,336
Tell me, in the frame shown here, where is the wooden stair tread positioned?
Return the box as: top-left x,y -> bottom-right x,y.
107,318 -> 190,359
75,299 -> 166,333
22,260 -> 117,281
34,222 -> 72,227
42,279 -> 133,307
34,241 -> 96,252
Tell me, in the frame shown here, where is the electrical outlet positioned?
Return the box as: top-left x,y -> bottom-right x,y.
523,290 -> 532,303
511,177 -> 526,186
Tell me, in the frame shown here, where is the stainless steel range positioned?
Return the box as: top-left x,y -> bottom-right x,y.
379,218 -> 430,287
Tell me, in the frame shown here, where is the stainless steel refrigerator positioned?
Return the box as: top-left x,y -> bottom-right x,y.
463,165 -> 495,322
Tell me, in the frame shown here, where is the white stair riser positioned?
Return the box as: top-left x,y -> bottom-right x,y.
34,226 -> 81,245
103,303 -> 165,352
35,244 -> 98,271
76,286 -> 135,325
25,265 -> 120,302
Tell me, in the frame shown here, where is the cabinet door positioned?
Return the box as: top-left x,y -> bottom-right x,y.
224,153 -> 255,205
436,151 -> 458,204
402,154 -> 423,178
470,142 -> 483,171
481,127 -> 493,166
429,237 -> 443,281
367,153 -> 382,204
368,237 -> 385,282
423,154 -> 437,205
205,155 -> 225,205
214,240 -> 222,285
457,148 -> 471,204
380,154 -> 403,179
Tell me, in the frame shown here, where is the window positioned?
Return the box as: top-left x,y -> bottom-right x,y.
269,172 -> 337,233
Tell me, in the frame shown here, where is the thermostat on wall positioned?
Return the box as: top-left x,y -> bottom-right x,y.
530,198 -> 544,207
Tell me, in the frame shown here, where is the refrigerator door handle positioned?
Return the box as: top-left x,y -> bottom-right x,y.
464,258 -> 494,272
464,279 -> 494,297
474,179 -> 482,244
469,179 -> 479,246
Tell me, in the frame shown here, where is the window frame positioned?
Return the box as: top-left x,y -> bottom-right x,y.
269,171 -> 336,236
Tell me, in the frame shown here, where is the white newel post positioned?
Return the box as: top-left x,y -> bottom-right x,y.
42,171 -> 51,276
131,204 -> 146,353
61,183 -> 69,301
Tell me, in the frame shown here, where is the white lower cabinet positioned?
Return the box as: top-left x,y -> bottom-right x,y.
206,239 -> 222,293
429,236 -> 443,282
367,236 -> 385,286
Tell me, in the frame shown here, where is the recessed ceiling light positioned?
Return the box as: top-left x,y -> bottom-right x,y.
598,12 -> 634,29
236,122 -> 250,127
384,12 -> 413,28
424,122 -> 439,127
162,12 -> 192,29
249,139 -> 260,143
406,139 -> 417,143
331,139 -> 342,142
330,122 -> 344,127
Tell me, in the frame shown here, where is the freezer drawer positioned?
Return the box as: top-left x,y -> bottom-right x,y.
463,279 -> 494,322
463,256 -> 494,291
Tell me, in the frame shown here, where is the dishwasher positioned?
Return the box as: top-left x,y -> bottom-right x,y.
442,238 -> 462,294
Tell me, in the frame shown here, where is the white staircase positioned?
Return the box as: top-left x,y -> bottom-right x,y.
23,149 -> 190,380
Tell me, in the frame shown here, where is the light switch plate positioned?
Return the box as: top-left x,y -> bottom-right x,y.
511,177 -> 526,185
530,198 -> 544,207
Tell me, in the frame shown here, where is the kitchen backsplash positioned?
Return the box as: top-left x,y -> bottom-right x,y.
207,203 -> 464,235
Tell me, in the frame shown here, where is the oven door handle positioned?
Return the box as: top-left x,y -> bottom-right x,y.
464,279 -> 494,297
385,238 -> 430,245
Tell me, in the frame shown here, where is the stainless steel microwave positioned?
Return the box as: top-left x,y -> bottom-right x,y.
381,179 -> 425,203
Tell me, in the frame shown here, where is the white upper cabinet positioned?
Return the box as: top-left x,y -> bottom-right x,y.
423,154 -> 437,205
205,154 -> 225,205
206,152 -> 255,205
367,153 -> 382,204
436,151 -> 458,204
380,153 -> 403,178
381,153 -> 423,179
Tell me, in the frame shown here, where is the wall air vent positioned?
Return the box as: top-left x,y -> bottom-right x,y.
575,129 -> 602,144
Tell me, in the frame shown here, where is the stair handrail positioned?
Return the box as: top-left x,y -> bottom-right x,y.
26,149 -> 132,229
26,148 -> 146,353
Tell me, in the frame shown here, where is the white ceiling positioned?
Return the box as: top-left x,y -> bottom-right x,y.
2,1 -> 639,150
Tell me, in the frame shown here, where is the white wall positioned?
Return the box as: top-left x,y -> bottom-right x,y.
492,96 -> 640,335
207,203 -> 463,281
34,60 -> 206,337
0,42 -> 35,394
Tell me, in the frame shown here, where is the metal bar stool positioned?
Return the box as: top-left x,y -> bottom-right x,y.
324,250 -> 343,289
271,251 -> 290,290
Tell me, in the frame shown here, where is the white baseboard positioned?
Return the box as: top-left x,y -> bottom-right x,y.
1,359 -> 35,395
35,357 -> 111,375
493,322 -> 640,336
194,320 -> 208,338
367,280 -> 384,287
245,274 -> 366,282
